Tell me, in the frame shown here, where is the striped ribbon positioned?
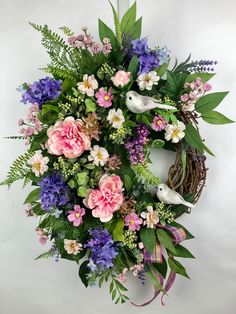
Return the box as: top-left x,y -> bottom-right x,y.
164,225 -> 186,244
143,242 -> 163,264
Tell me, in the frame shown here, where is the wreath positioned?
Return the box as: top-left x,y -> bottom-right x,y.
1,1 -> 233,306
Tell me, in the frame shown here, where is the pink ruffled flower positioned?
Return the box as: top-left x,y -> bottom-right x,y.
46,116 -> 91,158
111,70 -> 131,88
67,205 -> 85,227
151,115 -> 167,132
125,213 -> 143,231
84,174 -> 124,222
95,87 -> 113,108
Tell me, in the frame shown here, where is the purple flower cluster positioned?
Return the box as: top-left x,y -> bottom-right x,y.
21,77 -> 62,109
125,124 -> 150,165
188,60 -> 217,73
85,228 -> 118,273
39,171 -> 70,211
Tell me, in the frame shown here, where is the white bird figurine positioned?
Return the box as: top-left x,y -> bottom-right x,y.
156,183 -> 194,208
125,91 -> 174,113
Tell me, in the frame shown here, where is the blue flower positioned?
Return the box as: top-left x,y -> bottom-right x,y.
39,171 -> 70,211
85,228 -> 118,273
21,77 -> 62,108
156,47 -> 170,65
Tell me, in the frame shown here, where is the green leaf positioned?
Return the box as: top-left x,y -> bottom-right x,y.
78,261 -> 89,287
180,142 -> 186,184
185,73 -> 215,83
98,18 -> 117,48
185,124 -> 204,153
156,229 -> 176,254
127,55 -> 139,78
109,1 -> 122,45
85,98 -> 96,113
77,186 -> 89,197
202,110 -> 234,124
41,104 -> 60,114
123,174 -> 133,192
168,257 -> 190,279
140,228 -> 156,254
146,263 -> 164,292
153,256 -> 168,278
121,1 -> 136,33
76,172 -> 89,186
195,92 -> 229,113
202,143 -> 215,156
169,221 -> 194,240
172,244 -> 195,258
171,192 -> 195,218
150,139 -> 165,149
112,219 -> 124,242
162,70 -> 187,100
129,17 -> 142,39
24,188 -> 40,204
31,203 -> 45,216
156,60 -> 170,77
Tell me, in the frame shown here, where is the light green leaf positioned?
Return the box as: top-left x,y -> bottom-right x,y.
150,139 -> 165,149
202,143 -> 215,156
156,229 -> 176,254
185,73 -> 215,83
112,219 -> 124,242
202,110 -> 234,124
98,18 -> 117,48
195,92 -> 229,113
184,124 -> 204,153
85,98 -> 96,113
42,104 -> 60,114
76,172 -> 89,186
121,1 -> 136,33
109,1 -> 122,45
146,263 -> 164,292
127,55 -> 139,78
24,188 -> 40,204
172,244 -> 195,258
180,142 -> 186,185
168,257 -> 190,279
77,186 -> 89,197
129,17 -> 142,39
140,228 -> 156,254
156,60 -> 170,77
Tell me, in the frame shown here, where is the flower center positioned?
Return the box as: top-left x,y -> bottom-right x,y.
75,213 -> 81,218
130,220 -> 135,225
84,80 -> 91,89
144,74 -> 151,82
112,115 -> 121,122
97,150 -> 103,160
33,162 -> 41,172
104,95 -> 110,101
172,128 -> 180,137
156,120 -> 162,126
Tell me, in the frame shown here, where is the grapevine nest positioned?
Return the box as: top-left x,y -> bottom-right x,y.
167,111 -> 208,204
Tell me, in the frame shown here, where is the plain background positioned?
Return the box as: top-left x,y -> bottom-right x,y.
0,0 -> 236,313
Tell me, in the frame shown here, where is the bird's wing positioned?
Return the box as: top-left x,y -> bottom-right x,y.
167,189 -> 184,202
141,96 -> 175,110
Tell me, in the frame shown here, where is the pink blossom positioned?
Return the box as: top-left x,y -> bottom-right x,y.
95,87 -> 113,108
203,82 -> 212,92
117,268 -> 128,282
46,116 -> 91,158
67,205 -> 86,227
111,70 -> 131,88
18,119 -> 24,126
125,213 -> 143,231
35,227 -> 48,245
84,174 -> 124,222
180,93 -> 189,102
151,115 -> 167,132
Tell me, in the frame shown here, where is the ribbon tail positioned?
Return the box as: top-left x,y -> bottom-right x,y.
161,272 -> 176,306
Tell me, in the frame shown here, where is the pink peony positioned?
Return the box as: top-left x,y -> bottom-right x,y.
111,70 -> 131,88
151,115 -> 167,132
125,213 -> 143,231
46,116 -> 91,158
84,174 -> 124,222
67,205 -> 85,227
95,87 -> 113,108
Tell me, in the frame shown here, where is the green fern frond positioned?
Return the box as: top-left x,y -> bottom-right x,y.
0,150 -> 34,187
40,66 -> 77,81
22,176 -> 31,189
133,164 -> 160,186
35,250 -> 52,261
59,26 -> 74,36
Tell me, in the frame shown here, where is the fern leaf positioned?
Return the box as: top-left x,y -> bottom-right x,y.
59,26 -> 74,36
35,250 -> 52,260
133,164 -> 161,185
40,66 -> 77,81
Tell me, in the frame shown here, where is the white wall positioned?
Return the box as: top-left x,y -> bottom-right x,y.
0,1 -> 236,313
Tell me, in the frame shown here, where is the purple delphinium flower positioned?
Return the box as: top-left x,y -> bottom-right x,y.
85,228 -> 118,273
39,171 -> 70,211
125,123 -> 150,165
21,77 -> 62,109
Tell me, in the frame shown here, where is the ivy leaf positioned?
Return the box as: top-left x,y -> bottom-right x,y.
184,124 -> 204,153
24,188 -> 40,204
129,17 -> 142,39
121,1 -> 136,34
172,244 -> 195,258
78,261 -> 89,287
202,110 -> 234,124
185,73 -> 215,83
156,229 -> 176,254
112,218 -> 124,242
195,92 -> 229,113
98,19 -> 117,48
140,228 -> 156,254
168,257 -> 190,279
127,55 -> 139,78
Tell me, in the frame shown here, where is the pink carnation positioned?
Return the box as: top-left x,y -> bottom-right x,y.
125,213 -> 143,231
111,70 -> 131,88
151,115 -> 167,132
84,174 -> 124,222
95,87 -> 113,108
67,205 -> 85,227
46,116 -> 91,158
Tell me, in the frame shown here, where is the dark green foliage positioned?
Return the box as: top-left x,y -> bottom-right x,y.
162,70 -> 188,100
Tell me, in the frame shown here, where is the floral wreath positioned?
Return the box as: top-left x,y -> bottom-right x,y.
1,1 -> 233,306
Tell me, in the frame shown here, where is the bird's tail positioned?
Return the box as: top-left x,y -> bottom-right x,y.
182,200 -> 194,208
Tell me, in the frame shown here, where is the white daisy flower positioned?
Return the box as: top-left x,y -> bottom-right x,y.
88,145 -> 109,166
107,108 -> 125,129
77,74 -> 98,97
137,71 -> 160,91
29,151 -> 49,177
164,121 -> 186,143
141,205 -> 159,229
